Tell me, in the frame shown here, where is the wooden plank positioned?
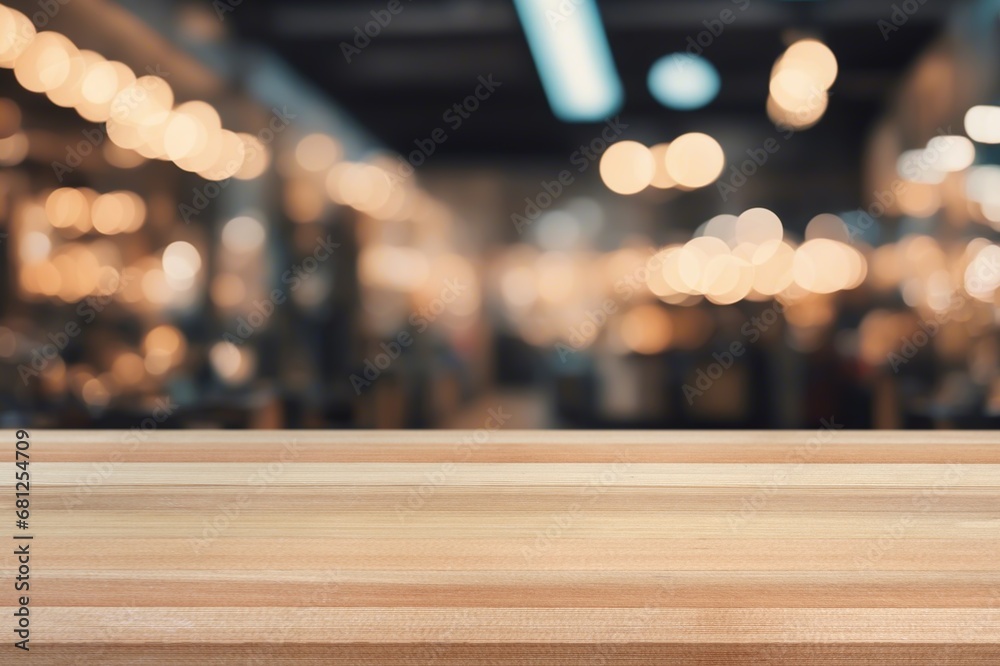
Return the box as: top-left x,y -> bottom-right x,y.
8,429 -> 1000,463
21,643 -> 1000,665
1,430 -> 998,664
22,462 -> 997,486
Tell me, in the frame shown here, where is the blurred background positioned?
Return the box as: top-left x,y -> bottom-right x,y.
0,0 -> 999,429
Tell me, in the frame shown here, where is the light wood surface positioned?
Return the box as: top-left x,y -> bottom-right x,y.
3,430 -> 999,664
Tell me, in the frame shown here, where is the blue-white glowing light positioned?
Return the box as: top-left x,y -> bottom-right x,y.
512,0 -> 624,122
647,53 -> 720,111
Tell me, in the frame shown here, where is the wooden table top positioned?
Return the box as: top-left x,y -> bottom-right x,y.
4,430 -> 999,664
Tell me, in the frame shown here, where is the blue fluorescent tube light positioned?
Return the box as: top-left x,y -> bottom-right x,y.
512,0 -> 624,122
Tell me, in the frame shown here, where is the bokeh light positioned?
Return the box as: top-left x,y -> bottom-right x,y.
647,53 -> 720,110
599,141 -> 655,195
664,133 -> 724,189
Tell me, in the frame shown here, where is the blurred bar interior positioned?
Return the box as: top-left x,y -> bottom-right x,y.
1,0 -> 999,429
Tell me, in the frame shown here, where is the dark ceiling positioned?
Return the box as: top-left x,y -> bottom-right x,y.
228,0 -> 953,163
